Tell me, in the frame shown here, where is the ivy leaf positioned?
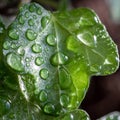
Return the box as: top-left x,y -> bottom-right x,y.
2,2 -> 119,117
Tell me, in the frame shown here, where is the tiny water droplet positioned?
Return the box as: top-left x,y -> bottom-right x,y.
26,29 -> 37,41
39,90 -> 48,102
37,8 -> 42,15
8,29 -> 19,40
29,4 -> 36,12
35,57 -> 44,66
25,57 -> 30,62
33,15 -> 37,19
44,103 -> 55,114
41,16 -> 50,28
40,68 -> 49,80
26,63 -> 30,67
50,52 -> 68,66
59,68 -> 72,89
18,15 -> 25,24
3,41 -> 11,50
46,34 -> 56,46
28,19 -> 34,26
17,46 -> 25,56
60,94 -> 69,107
32,44 -> 42,53
7,53 -> 24,72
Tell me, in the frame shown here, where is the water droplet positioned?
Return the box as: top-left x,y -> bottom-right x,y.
29,4 -> 36,12
26,29 -> 37,41
0,98 -> 11,116
40,68 -> 49,80
33,15 -> 37,19
28,19 -> 34,26
59,68 -> 72,89
50,52 -> 68,66
11,43 -> 17,49
18,15 -> 25,24
7,53 -> 24,72
35,57 -> 44,66
32,44 -> 42,53
25,57 -> 30,62
39,90 -> 48,102
8,29 -> 19,40
46,34 -> 56,46
17,46 -> 25,56
3,41 -> 11,50
37,8 -> 42,15
77,32 -> 96,47
44,103 -> 55,114
41,16 -> 50,28
26,63 -> 30,67
25,11 -> 29,18
60,94 -> 69,107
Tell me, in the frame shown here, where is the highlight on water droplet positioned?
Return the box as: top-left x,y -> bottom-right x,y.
44,103 -> 55,114
35,57 -> 44,66
50,52 -> 68,66
8,29 -> 19,40
32,44 -> 42,53
41,16 -> 50,28
6,53 -> 24,72
46,34 -> 56,46
60,94 -> 69,107
39,90 -> 48,102
40,68 -> 49,80
26,29 -> 37,41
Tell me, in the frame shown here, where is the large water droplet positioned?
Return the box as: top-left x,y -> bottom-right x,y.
60,94 -> 69,107
29,4 -> 36,12
26,29 -> 37,41
7,53 -> 24,72
77,32 -> 96,47
28,19 -> 34,26
40,68 -> 49,80
44,103 -> 55,114
35,57 -> 44,66
39,90 -> 48,102
3,41 -> 11,50
0,98 -> 11,116
37,8 -> 42,15
50,52 -> 68,66
46,34 -> 56,46
8,29 -> 19,40
59,68 -> 72,89
18,15 -> 25,24
32,44 -> 42,53
41,16 -> 50,28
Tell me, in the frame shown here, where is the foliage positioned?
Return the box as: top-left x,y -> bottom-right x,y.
0,2 -> 119,120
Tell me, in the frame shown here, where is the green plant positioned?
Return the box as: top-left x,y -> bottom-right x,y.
0,2 -> 119,120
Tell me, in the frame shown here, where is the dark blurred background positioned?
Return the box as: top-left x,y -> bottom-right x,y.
0,0 -> 120,119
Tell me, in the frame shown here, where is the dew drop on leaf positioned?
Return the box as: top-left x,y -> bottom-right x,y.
11,43 -> 17,49
50,52 -> 68,66
29,4 -> 36,12
35,57 -> 44,66
25,11 -> 29,18
17,46 -> 25,56
41,16 -> 50,28
32,44 -> 42,53
28,19 -> 34,26
46,34 -> 56,46
26,29 -> 37,41
37,8 -> 42,15
39,90 -> 48,102
40,68 -> 49,80
3,41 -> 11,50
60,94 -> 69,107
44,103 -> 55,114
7,53 -> 24,72
18,15 -> 25,24
8,29 -> 19,40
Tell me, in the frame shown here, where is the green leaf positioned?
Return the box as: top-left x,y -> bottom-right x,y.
2,2 -> 119,117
